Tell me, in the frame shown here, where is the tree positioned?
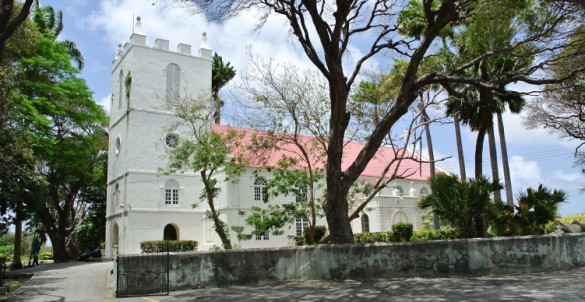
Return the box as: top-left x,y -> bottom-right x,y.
18,34 -> 107,261
211,53 -> 235,125
510,185 -> 567,235
166,98 -> 244,250
525,28 -> 585,161
0,0 -> 34,62
419,173 -> 496,238
176,0 -> 584,243
32,0 -> 84,69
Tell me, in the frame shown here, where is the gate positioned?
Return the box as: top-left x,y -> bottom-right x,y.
116,248 -> 169,297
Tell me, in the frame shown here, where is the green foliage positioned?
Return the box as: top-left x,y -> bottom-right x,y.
419,174 -> 497,238
39,251 -> 52,260
140,240 -> 198,253
392,223 -> 414,242
513,185 -> 567,235
304,225 -> 326,244
489,185 -> 567,236
233,205 -> 289,240
354,231 -> 394,244
411,228 -> 460,241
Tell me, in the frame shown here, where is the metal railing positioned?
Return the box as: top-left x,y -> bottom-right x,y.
116,245 -> 169,298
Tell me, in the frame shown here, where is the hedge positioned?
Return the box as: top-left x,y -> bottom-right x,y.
354,227 -> 460,244
140,240 -> 198,253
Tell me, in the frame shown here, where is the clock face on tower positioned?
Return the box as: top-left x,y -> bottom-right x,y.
165,133 -> 179,148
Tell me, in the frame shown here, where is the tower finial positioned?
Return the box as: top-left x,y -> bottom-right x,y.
200,32 -> 210,50
134,16 -> 144,35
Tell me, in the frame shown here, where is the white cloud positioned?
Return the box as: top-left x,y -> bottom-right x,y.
507,155 -> 542,192
97,95 -> 111,115
551,171 -> 585,183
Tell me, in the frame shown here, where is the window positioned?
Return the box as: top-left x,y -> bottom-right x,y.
165,133 -> 179,148
254,177 -> 268,202
361,214 -> 370,233
165,180 -> 179,205
392,210 -> 409,224
114,183 -> 120,207
115,137 -> 121,156
420,187 -> 429,195
166,63 -> 180,100
255,225 -> 269,240
296,186 -> 308,203
295,217 -> 309,236
118,70 -> 123,109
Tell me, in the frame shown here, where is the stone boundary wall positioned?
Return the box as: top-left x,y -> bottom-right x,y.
158,234 -> 585,290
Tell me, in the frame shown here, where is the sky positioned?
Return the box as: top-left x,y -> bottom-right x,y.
41,0 -> 585,216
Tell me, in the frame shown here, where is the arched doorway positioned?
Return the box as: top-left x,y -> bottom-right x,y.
163,224 -> 179,240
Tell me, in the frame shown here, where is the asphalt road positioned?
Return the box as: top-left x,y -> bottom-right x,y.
5,261 -> 585,301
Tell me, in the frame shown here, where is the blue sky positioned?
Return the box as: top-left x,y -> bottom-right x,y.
41,0 -> 585,215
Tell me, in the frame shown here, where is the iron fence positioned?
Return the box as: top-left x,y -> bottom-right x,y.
116,244 -> 169,298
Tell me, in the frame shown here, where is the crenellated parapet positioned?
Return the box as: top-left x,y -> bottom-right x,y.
113,16 -> 212,68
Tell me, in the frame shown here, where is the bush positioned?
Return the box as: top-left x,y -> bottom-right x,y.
392,223 -> 413,242
411,228 -> 460,241
303,225 -> 327,244
354,231 -> 393,243
293,236 -> 305,246
39,252 -> 53,260
140,240 -> 198,253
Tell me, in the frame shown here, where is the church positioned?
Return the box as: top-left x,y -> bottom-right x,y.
104,18 -> 435,257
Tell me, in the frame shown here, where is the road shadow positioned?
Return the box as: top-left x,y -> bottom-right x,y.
165,268 -> 585,301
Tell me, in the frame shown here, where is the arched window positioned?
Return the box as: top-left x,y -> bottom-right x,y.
118,69 -> 124,109
165,180 -> 180,205
166,63 -> 180,100
254,177 -> 267,202
361,214 -> 370,233
392,210 -> 409,224
420,187 -> 429,195
163,224 -> 178,240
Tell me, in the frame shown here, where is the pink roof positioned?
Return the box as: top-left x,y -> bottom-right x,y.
212,124 -> 435,181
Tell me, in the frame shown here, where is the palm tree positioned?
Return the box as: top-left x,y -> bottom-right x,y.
513,185 -> 567,235
32,0 -> 83,70
212,53 -> 236,125
419,173 -> 495,238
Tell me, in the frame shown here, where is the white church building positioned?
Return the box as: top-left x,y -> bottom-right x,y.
104,18 -> 435,257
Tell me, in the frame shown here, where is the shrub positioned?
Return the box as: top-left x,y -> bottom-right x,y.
140,240 -> 198,253
354,231 -> 393,243
303,225 -> 327,244
411,228 -> 460,241
39,252 -> 53,260
392,223 -> 413,242
293,236 -> 305,246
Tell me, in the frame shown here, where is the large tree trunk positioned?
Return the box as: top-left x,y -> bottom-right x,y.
497,112 -> 514,206
324,74 -> 354,244
488,125 -> 502,202
454,115 -> 466,180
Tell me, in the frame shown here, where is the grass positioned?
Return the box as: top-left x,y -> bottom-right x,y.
558,212 -> 585,225
3,277 -> 31,295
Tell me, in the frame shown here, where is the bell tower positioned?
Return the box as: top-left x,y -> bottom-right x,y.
105,17 -> 212,256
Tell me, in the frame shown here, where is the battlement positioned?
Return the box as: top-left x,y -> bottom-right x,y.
113,16 -> 212,67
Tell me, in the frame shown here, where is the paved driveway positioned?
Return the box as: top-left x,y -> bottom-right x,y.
5,262 -> 585,301
6,261 -> 113,302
